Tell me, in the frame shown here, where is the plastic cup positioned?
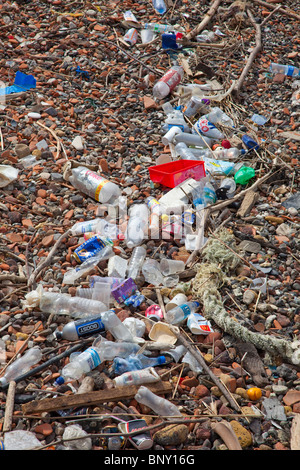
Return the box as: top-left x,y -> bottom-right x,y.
160,259 -> 185,276
140,29 -> 154,44
165,293 -> 187,312
162,274 -> 179,288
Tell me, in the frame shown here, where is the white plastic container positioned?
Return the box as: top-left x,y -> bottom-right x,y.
69,166 -> 120,204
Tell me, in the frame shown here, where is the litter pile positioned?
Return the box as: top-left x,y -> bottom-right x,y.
0,0 -> 299,452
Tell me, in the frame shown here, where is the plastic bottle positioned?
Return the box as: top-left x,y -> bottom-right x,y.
0,347 -> 42,387
164,301 -> 200,325
113,353 -> 166,374
127,247 -> 147,280
269,63 -> 300,77
68,166 -> 121,204
191,177 -> 217,208
144,23 -> 174,33
146,197 -> 162,235
39,291 -> 108,318
100,309 -> 135,342
92,337 -> 140,360
134,385 -> 182,417
152,0 -> 167,15
192,116 -> 224,140
93,219 -> 123,241
70,218 -> 103,236
55,315 -> 106,341
196,30 -> 217,43
61,346 -> 102,380
205,107 -> 234,127
114,367 -> 160,387
126,203 -> 149,249
153,65 -> 184,100
163,108 -> 190,133
62,246 -> 113,284
175,142 -> 197,160
174,131 -> 213,148
234,166 -> 255,185
213,147 -> 245,160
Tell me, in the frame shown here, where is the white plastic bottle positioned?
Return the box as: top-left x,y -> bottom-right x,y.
126,203 -> 149,249
152,0 -> 167,15
70,218 -> 102,235
68,166 -> 121,204
0,347 -> 42,387
134,385 -> 182,416
174,132 -> 212,148
153,65 -> 184,100
269,63 -> 300,77
164,301 -> 200,325
127,246 -> 147,279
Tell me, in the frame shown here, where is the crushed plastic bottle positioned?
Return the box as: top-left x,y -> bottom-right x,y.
92,337 -> 140,360
164,301 -> 200,325
142,259 -> 164,285
39,291 -> 108,318
175,142 -> 197,160
135,385 -> 182,417
126,203 -> 149,249
62,245 -> 113,284
60,346 -> 102,380
153,65 -> 184,100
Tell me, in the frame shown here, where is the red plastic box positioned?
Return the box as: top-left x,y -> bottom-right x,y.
148,160 -> 206,188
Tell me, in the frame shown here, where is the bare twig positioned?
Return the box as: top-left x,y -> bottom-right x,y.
186,0 -> 222,40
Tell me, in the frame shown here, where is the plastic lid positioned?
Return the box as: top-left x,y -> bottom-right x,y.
0,377 -> 7,388
55,376 -> 65,386
55,330 -> 63,340
158,355 -> 167,365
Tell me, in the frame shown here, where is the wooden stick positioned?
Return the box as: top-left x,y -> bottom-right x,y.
169,326 -> 241,412
260,4 -> 282,26
253,0 -> 300,21
232,9 -> 262,97
3,381 -> 16,433
186,0 -> 222,40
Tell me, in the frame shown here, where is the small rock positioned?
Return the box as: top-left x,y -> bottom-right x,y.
229,420 -> 253,448
15,144 -> 30,158
153,424 -> 189,446
71,136 -> 84,150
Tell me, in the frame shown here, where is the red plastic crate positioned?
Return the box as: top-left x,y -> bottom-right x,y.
148,160 -> 206,188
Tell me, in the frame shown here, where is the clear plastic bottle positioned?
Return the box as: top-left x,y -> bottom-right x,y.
144,23 -> 173,33
100,309 -> 135,342
142,259 -> 164,285
269,63 -> 300,77
55,315 -> 106,341
152,0 -> 167,15
68,166 -> 121,204
114,367 -> 160,387
39,291 -> 108,318
153,65 -> 184,100
164,301 -> 200,325
70,218 -> 102,235
61,346 -> 102,380
127,246 -> 147,279
94,219 -> 122,241
183,96 -> 210,118
174,131 -> 212,148
126,203 -> 149,249
113,353 -> 166,374
0,347 -> 42,387
205,107 -> 234,127
192,177 -> 217,208
134,385 -> 182,417
62,246 -> 113,285
175,142 -> 197,160
93,337 -> 140,361
213,147 -> 245,160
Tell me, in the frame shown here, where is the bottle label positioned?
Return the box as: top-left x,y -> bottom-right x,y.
287,65 -> 295,76
76,318 -> 105,337
74,235 -> 107,263
179,303 -> 192,318
85,348 -> 101,369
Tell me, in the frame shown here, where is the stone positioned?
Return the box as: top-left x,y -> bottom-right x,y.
71,136 -> 84,150
28,112 -> 41,119
229,420 -> 253,448
15,144 -> 30,158
153,424 -> 189,446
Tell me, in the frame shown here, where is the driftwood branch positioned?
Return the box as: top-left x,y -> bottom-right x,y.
27,229 -> 71,288
253,0 -> 300,21
3,381 -> 16,433
232,9 -> 262,97
186,0 -> 222,40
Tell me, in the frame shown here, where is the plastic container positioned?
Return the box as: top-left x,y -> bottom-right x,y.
148,160 -> 206,188
113,353 -> 166,374
92,337 -> 140,360
145,304 -> 164,322
192,116 -> 224,140
160,259 -> 185,276
213,147 -> 245,160
205,107 -> 234,127
162,32 -> 180,50
163,108 -> 190,133
165,293 -> 187,312
68,166 -> 121,204
134,385 -> 182,417
161,125 -> 183,145
144,23 -> 174,33
153,65 -> 184,100
183,96 -> 210,118
234,166 -> 255,185
126,203 -> 149,249
164,301 -> 200,325
55,315 -> 106,341
142,259 -> 164,285
269,63 -> 300,77
152,0 -> 167,15
187,313 -> 214,335
174,131 -> 212,148
175,142 -> 197,160
0,347 -> 42,388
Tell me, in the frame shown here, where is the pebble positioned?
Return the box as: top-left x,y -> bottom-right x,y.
153,425 -> 189,446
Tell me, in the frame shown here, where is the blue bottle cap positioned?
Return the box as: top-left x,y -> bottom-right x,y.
158,356 -> 167,365
55,376 -> 65,386
242,134 -> 259,149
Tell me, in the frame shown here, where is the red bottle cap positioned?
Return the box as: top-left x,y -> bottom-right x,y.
221,139 -> 231,149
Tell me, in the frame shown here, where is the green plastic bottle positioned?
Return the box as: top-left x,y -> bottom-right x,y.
234,166 -> 255,185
